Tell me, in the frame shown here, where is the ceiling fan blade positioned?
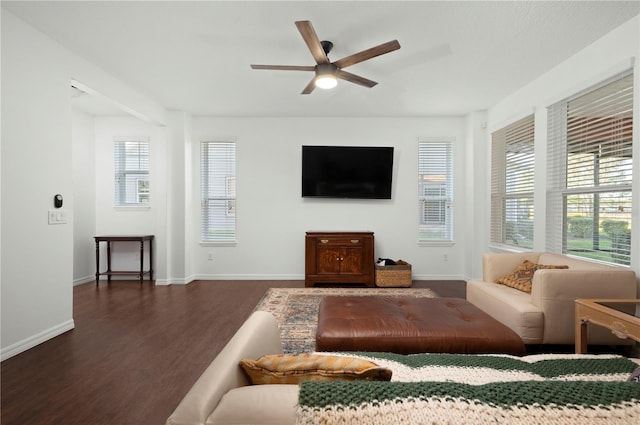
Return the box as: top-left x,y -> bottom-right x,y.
295,20 -> 329,65
336,69 -> 377,88
333,40 -> 401,69
251,65 -> 316,71
301,78 -> 316,95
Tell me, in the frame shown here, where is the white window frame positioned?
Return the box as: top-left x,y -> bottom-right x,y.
490,114 -> 535,249
418,139 -> 454,245
114,139 -> 150,207
547,70 -> 633,266
200,141 -> 237,244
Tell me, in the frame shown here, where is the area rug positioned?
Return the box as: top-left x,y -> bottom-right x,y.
253,287 -> 438,353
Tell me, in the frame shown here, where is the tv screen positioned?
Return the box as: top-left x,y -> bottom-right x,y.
302,145 -> 394,199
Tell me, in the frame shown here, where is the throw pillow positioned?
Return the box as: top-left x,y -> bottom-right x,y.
240,353 -> 392,385
495,260 -> 568,293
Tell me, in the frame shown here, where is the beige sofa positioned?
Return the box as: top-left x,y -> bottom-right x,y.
467,252 -> 637,345
166,311 -> 298,425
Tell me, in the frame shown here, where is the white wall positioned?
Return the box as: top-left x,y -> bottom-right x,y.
164,111 -> 194,284
72,109 -> 96,284
1,11 -> 76,359
464,111 -> 489,280
487,16 -> 640,285
189,116 -> 468,281
1,9 -> 166,359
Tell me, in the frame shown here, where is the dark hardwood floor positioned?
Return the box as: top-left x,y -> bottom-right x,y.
0,279 -> 465,425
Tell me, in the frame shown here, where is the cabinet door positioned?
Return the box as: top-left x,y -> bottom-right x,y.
316,246 -> 341,274
340,247 -> 363,274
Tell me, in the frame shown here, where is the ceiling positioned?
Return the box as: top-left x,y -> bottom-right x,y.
3,1 -> 639,118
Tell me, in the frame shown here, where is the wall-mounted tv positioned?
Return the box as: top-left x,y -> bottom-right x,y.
302,145 -> 394,199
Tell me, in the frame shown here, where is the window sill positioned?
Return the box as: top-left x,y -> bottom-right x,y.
200,241 -> 237,247
488,244 -> 532,253
114,205 -> 151,211
418,241 -> 455,247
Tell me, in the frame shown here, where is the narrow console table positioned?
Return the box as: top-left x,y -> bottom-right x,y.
94,235 -> 154,284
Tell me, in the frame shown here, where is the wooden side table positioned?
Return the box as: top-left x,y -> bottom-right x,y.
94,235 -> 154,284
305,231 -> 375,287
574,298 -> 640,354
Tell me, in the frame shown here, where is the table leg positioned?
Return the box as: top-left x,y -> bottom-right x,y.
139,240 -> 144,283
95,240 -> 100,285
106,241 -> 112,283
575,316 -> 588,354
149,238 -> 154,281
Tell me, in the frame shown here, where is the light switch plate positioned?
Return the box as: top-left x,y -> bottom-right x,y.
48,209 -> 67,225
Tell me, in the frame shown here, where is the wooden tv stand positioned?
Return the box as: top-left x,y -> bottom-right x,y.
305,231 -> 374,287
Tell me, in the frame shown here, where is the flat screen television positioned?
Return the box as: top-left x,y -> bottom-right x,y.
302,145 -> 394,199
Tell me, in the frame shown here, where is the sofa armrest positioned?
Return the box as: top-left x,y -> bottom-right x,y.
166,311 -> 284,425
482,252 -> 542,282
530,269 -> 637,344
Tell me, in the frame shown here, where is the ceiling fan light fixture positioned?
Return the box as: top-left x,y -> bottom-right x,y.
315,74 -> 337,89
314,63 -> 338,89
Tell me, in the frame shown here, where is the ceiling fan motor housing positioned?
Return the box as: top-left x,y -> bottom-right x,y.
316,63 -> 337,76
320,40 -> 333,55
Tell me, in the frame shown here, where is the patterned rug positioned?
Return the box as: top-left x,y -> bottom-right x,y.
253,287 -> 438,354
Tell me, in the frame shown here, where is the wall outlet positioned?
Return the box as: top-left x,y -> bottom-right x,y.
207,252 -> 214,261
443,253 -> 448,261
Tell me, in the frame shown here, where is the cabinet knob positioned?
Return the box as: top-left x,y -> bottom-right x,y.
320,239 -> 329,244
350,239 -> 359,244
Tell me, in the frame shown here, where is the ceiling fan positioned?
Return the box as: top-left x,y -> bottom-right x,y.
250,20 -> 401,94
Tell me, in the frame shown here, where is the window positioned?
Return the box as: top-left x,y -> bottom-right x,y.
547,70 -> 633,265
114,140 -> 149,206
201,141 -> 236,243
418,140 -> 453,243
490,114 -> 535,248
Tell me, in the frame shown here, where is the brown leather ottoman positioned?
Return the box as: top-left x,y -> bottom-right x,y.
316,296 -> 525,355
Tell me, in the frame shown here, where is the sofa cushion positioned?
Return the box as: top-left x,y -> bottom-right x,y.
240,353 -> 392,385
207,384 -> 298,425
466,279 -> 544,344
495,260 -> 568,293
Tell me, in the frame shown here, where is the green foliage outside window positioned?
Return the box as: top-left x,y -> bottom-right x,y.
567,217 -> 593,238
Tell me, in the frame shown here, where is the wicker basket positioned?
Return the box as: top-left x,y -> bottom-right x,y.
375,263 -> 412,287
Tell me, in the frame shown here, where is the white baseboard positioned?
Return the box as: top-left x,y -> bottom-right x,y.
194,273 -> 305,281
155,274 -> 197,285
411,273 -> 467,281
73,275 -> 95,286
1,319 -> 75,361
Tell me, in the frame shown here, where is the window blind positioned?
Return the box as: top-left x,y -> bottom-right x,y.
547,70 -> 633,265
114,140 -> 149,206
490,114 -> 535,248
418,141 -> 453,242
201,141 -> 236,243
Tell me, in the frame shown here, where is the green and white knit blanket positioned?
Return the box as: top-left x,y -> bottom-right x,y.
297,353 -> 640,425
